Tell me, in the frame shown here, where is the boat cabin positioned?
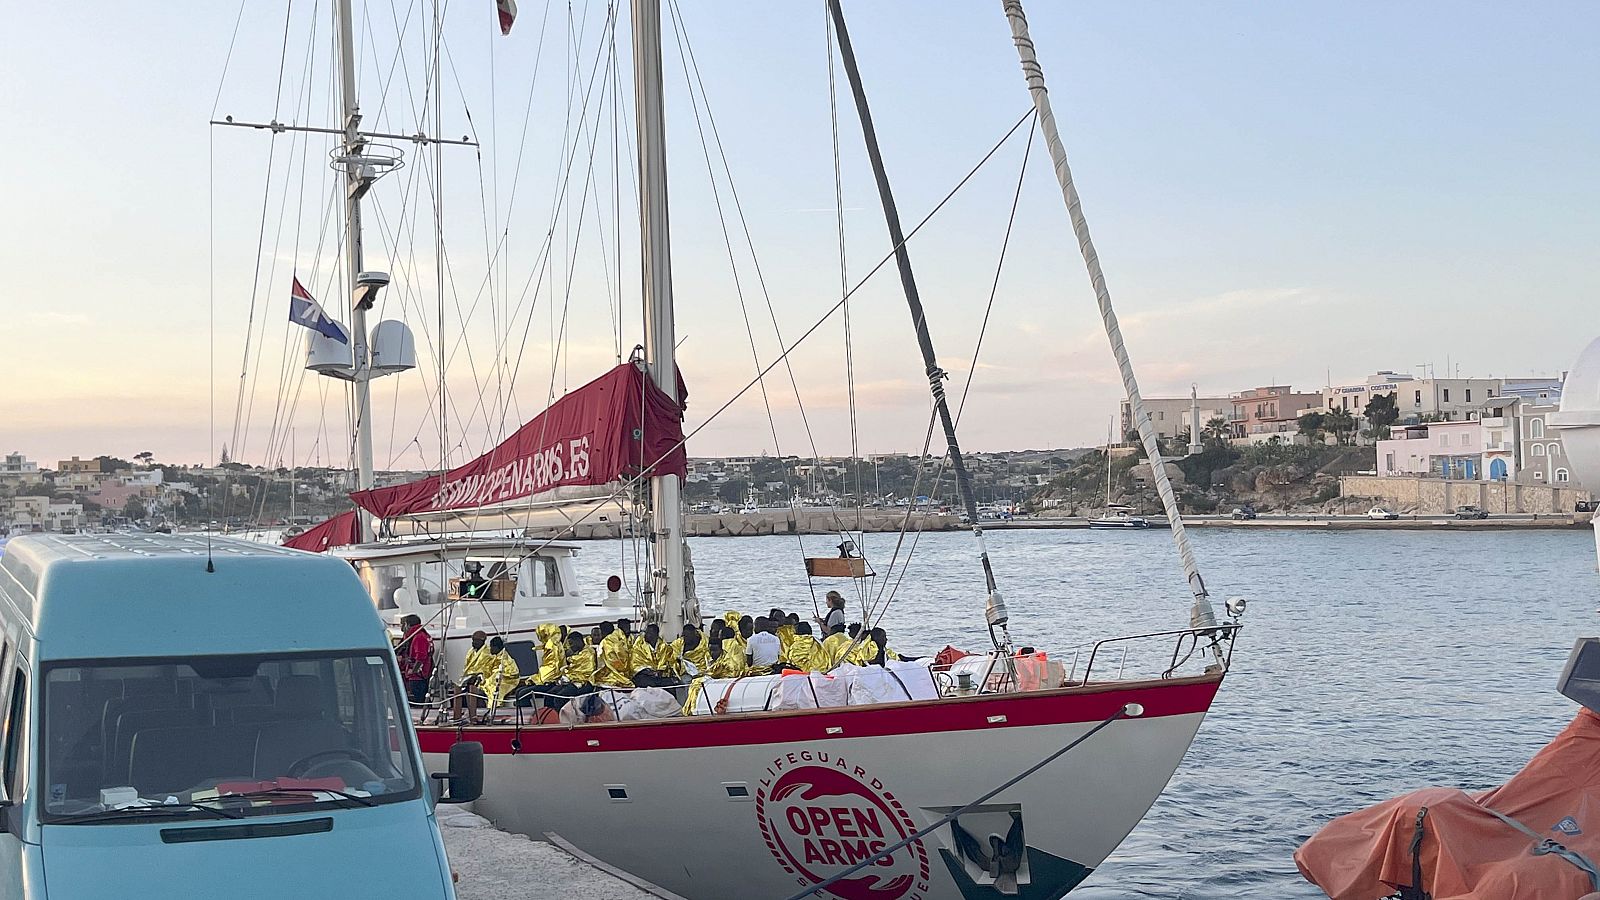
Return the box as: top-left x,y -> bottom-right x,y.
332,537 -> 626,679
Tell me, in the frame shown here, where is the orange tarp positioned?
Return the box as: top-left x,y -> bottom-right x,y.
1296,709 -> 1600,900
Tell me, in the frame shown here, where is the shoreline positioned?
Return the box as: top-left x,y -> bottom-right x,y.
515,509 -> 1594,539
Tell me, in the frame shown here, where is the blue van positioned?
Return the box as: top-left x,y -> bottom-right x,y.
0,534 -> 481,898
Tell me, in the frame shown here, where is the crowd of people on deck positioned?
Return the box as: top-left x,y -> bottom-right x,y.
410,590 -> 918,725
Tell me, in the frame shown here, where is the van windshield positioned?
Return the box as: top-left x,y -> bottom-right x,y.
41,651 -> 420,822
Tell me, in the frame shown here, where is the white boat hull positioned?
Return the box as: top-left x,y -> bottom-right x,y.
421,676 -> 1220,899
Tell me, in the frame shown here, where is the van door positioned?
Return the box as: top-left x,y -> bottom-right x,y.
0,642 -> 27,895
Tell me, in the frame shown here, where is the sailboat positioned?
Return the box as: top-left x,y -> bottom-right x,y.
241,1 -> 1244,896
1088,422 -> 1150,530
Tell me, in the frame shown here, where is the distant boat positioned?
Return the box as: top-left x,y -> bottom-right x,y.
1090,437 -> 1149,528
1089,505 -> 1150,529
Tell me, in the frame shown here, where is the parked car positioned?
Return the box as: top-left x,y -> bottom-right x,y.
1454,505 -> 1490,519
1367,505 -> 1400,520
1577,500 -> 1598,513
1231,506 -> 1257,520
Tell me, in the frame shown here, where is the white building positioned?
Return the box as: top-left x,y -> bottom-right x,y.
1376,420 -> 1484,480
0,452 -> 42,485
1119,395 -> 1231,442
1477,382 -> 1576,487
1323,372 -> 1504,425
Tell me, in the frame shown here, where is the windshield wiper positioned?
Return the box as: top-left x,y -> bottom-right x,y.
211,786 -> 376,808
53,802 -> 244,824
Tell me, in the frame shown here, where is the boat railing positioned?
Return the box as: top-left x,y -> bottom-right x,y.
1078,623 -> 1242,684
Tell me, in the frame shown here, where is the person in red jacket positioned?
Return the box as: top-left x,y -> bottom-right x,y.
398,614 -> 434,704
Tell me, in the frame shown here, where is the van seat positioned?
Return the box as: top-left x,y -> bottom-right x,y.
127,725 -> 259,797
100,694 -> 183,764
111,708 -> 204,784
272,675 -> 325,716
253,719 -> 356,779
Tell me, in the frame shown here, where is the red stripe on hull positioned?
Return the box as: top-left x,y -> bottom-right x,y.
416,675 -> 1220,755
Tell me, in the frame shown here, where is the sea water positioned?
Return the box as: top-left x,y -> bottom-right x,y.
570,527 -> 1596,899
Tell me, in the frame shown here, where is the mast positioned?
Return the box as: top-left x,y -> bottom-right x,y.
1001,0 -> 1221,636
1105,419 -> 1113,505
825,0 -> 1011,650
335,0 -> 376,541
633,0 -> 693,634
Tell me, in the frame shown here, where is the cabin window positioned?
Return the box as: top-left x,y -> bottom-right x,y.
533,557 -> 563,597
4,669 -> 25,801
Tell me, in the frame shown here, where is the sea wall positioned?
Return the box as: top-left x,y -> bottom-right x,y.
1340,475 -> 1587,514
527,510 -> 958,541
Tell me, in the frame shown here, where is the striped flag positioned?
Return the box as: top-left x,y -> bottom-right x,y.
496,0 -> 517,35
288,277 -> 349,345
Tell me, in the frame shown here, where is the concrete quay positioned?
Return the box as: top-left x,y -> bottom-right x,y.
527,509 -> 959,540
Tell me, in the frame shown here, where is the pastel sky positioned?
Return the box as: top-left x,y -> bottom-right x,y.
1,1 -> 1595,471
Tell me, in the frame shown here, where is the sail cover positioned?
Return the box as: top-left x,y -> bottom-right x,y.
282,510 -> 361,552
351,362 -> 686,520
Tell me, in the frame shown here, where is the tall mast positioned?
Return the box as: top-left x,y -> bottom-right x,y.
826,0 -> 1011,650
1001,0 -> 1220,636
335,0 -> 376,541
633,0 -> 692,634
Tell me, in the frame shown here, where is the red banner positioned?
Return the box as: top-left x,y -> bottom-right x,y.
350,362 -> 686,520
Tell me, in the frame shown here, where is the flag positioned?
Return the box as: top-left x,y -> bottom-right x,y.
496,0 -> 517,35
288,277 -> 349,344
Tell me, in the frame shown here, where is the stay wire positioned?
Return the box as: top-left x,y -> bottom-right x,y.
871,114 -> 1037,624
669,0 -> 874,586
494,110 -> 1036,569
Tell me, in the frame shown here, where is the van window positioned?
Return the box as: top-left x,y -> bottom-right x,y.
4,670 -> 25,801
39,651 -> 419,823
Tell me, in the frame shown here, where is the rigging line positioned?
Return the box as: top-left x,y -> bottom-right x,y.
435,0 -> 449,474
208,129 -> 217,560
253,14 -> 327,480
211,0 -> 251,117
485,9 -> 616,420
780,705 -> 1138,900
668,0 -> 866,564
825,3 -> 863,537
957,114 -> 1035,426
872,116 -> 1037,622
371,0 -> 421,130
663,7 -> 786,493
409,8 -> 608,443
664,0 -> 815,610
1002,0 -> 1213,613
224,0 -> 299,470
501,110 -> 1036,566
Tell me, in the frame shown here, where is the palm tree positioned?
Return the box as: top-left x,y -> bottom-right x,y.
1325,407 -> 1356,445
1204,416 -> 1231,444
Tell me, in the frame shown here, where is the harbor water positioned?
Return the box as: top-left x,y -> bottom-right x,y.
567,527 -> 1596,899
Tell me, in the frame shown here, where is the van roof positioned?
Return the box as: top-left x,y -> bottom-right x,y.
0,534 -> 386,659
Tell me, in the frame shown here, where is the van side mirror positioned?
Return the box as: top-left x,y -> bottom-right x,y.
430,741 -> 483,804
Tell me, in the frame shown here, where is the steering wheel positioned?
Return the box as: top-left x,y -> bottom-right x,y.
286,748 -> 372,778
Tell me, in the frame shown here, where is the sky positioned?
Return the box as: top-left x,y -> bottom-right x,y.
1,1 -> 1595,471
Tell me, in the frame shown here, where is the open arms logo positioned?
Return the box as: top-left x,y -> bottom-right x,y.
755,751 -> 930,900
